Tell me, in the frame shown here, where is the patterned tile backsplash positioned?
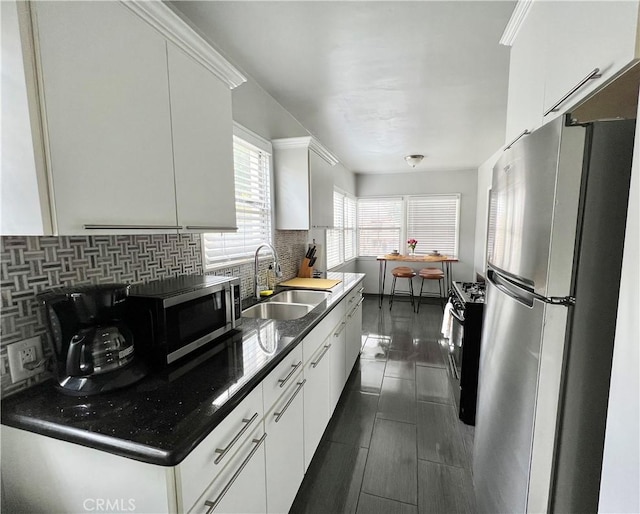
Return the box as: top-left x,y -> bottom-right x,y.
0,230 -> 308,397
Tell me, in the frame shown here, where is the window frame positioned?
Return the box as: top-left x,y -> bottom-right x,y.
357,194 -> 461,258
202,123 -> 274,271
326,187 -> 357,270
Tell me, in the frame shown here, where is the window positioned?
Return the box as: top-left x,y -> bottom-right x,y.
357,195 -> 460,257
357,197 -> 403,256
203,127 -> 272,270
406,195 -> 460,257
326,189 -> 357,269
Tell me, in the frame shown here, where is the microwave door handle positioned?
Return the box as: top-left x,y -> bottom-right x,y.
225,286 -> 233,328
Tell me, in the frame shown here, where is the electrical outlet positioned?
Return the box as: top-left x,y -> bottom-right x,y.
7,336 -> 45,383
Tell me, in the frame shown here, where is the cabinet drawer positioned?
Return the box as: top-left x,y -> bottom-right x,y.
302,301 -> 345,363
188,424 -> 267,514
177,385 -> 264,513
262,345 -> 303,413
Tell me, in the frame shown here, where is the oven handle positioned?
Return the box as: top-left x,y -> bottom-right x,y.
450,307 -> 465,324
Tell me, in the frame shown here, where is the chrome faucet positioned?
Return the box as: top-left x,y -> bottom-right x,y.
254,243 -> 282,299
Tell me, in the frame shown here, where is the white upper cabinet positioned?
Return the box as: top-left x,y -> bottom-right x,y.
542,1 -> 640,122
273,137 -> 338,230
33,1 -> 178,234
167,44 -> 237,233
3,1 -> 245,235
504,1 -> 546,143
505,0 -> 640,144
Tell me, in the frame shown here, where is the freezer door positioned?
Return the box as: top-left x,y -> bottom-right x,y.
473,275 -> 545,514
487,118 -> 584,296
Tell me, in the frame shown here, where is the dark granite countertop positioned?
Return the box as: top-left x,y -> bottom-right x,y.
1,272 -> 365,467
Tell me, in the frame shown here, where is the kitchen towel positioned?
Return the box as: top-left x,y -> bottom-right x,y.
441,299 -> 454,339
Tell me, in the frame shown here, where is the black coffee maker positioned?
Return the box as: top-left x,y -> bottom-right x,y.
39,284 -> 147,395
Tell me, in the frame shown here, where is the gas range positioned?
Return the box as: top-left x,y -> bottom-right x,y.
452,281 -> 486,305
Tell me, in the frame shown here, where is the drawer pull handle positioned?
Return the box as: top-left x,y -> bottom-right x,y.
204,433 -> 268,514
213,412 -> 258,465
504,129 -> 530,151
544,67 -> 601,116
348,297 -> 365,318
83,224 -> 183,230
333,321 -> 346,337
274,380 -> 306,423
185,225 -> 238,231
311,344 -> 331,368
278,361 -> 302,388
358,287 -> 365,294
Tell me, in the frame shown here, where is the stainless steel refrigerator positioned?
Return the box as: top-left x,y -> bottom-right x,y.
474,116 -> 635,513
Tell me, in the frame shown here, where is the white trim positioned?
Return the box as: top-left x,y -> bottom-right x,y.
499,0 -> 535,47
120,1 -> 246,89
271,136 -> 339,166
233,122 -> 272,155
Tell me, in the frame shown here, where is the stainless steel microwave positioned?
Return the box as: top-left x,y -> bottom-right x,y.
127,275 -> 241,367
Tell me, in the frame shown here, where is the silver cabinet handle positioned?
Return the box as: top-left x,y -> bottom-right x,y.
274,380 -> 306,423
544,67 -> 601,116
311,344 -> 331,368
83,224 -> 183,230
348,297 -> 365,318
184,226 -> 238,231
213,412 -> 258,465
278,361 -> 302,388
333,321 -> 346,337
204,433 -> 267,514
504,129 -> 530,151
358,287 -> 365,294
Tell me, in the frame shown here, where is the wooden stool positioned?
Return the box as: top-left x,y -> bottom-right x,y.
389,266 -> 417,309
416,267 -> 445,312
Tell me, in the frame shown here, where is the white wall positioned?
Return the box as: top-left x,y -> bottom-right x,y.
598,98 -> 640,514
355,169 -> 478,294
473,149 -> 502,278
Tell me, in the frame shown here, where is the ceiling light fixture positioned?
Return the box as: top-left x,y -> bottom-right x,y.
404,155 -> 424,168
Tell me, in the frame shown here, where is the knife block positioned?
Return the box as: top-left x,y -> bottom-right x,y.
298,258 -> 314,278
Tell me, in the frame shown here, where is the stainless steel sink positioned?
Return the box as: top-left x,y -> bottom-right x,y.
268,290 -> 330,306
242,302 -> 313,320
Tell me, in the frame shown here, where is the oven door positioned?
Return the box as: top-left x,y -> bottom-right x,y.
448,305 -> 465,407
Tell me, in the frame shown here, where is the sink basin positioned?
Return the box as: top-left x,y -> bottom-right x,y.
243,302 -> 313,320
268,290 -> 330,306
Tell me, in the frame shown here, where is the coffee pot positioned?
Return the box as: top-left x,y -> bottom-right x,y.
39,284 -> 146,395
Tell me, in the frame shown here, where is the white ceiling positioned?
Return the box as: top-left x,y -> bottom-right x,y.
171,1 -> 515,174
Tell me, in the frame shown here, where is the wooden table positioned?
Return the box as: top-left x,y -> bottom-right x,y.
376,254 -> 459,307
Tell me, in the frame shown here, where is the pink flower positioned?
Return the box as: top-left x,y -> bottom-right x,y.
407,238 -> 418,246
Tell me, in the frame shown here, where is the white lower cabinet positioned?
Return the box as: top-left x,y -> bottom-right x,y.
345,294 -> 364,377
329,319 -> 347,413
303,335 -> 332,470
264,373 -> 305,513
192,425 -> 267,514
1,283 -> 365,513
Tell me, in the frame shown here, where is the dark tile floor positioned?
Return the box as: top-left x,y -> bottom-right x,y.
291,296 -> 476,514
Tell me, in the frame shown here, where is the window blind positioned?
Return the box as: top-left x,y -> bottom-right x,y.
406,195 -> 460,257
326,191 -> 344,269
203,135 -> 271,269
344,196 -> 356,260
357,198 -> 403,256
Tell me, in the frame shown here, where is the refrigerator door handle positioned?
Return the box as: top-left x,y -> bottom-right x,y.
489,269 -> 575,308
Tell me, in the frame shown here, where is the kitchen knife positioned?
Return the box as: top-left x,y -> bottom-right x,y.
309,256 -> 316,267
309,246 -> 316,259
305,246 -> 313,259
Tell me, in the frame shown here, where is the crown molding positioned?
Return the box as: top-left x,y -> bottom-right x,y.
271,137 -> 338,166
499,0 -> 535,47
121,1 -> 246,89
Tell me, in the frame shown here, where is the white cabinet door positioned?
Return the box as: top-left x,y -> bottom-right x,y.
167,44 -> 237,233
264,377 -> 305,514
193,425 -> 267,514
345,296 -> 364,378
33,2 -> 178,234
309,150 -> 334,229
542,1 -> 639,121
303,338 -> 331,470
504,0 -> 546,144
273,144 -> 310,230
329,319 -> 347,413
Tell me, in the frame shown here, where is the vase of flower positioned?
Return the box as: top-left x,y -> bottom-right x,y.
407,238 -> 417,256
